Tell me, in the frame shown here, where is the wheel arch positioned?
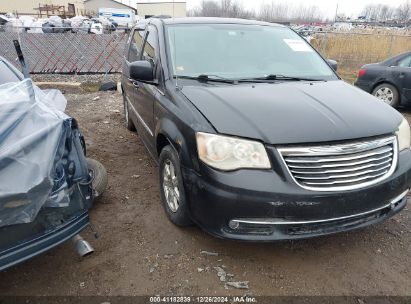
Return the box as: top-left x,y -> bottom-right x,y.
155,118 -> 194,168
156,133 -> 170,155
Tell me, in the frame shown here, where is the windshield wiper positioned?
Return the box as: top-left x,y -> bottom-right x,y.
175,74 -> 323,84
175,74 -> 236,84
238,74 -> 324,82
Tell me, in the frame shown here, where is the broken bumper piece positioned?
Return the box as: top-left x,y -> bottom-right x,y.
0,211 -> 89,271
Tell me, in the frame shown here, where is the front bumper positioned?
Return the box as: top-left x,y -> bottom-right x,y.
0,211 -> 89,271
182,149 -> 411,241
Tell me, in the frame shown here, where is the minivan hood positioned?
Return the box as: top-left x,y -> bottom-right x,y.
181,80 -> 402,144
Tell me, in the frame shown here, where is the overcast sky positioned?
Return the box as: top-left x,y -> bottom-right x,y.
127,0 -> 406,18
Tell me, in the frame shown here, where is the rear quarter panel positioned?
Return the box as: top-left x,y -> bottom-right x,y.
361,64 -> 388,90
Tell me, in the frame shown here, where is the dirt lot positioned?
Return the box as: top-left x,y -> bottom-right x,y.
0,90 -> 410,296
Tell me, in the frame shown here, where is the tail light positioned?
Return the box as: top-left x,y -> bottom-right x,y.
358,69 -> 366,78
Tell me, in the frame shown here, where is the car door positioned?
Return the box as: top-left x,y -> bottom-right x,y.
133,24 -> 164,154
123,27 -> 145,112
391,54 -> 411,102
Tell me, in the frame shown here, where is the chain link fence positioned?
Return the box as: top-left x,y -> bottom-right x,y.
306,31 -> 411,82
0,28 -> 128,74
0,28 -> 410,80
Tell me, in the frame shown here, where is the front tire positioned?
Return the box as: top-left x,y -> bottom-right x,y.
159,145 -> 192,226
123,93 -> 136,131
372,83 -> 399,107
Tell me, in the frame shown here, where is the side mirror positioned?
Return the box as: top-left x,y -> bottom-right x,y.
327,59 -> 338,72
129,60 -> 155,83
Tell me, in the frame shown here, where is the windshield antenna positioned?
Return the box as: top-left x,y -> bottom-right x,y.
173,0 -> 179,89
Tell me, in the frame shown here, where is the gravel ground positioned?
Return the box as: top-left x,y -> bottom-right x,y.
0,91 -> 410,296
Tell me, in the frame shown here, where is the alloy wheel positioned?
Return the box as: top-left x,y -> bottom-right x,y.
162,159 -> 180,212
374,87 -> 394,105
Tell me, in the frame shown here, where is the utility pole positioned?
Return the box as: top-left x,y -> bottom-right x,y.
334,2 -> 339,23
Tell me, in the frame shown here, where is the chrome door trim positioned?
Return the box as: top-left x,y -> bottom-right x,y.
155,87 -> 165,96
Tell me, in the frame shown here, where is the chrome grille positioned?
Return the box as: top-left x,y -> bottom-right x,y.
278,136 -> 398,191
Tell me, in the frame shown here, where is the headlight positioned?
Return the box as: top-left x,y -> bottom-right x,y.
396,117 -> 411,151
196,132 -> 271,170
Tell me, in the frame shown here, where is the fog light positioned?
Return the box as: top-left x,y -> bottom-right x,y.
228,220 -> 240,230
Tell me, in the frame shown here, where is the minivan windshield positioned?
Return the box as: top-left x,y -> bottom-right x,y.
166,24 -> 337,81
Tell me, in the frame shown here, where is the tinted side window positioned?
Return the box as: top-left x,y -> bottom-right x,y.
142,25 -> 164,87
398,55 -> 411,68
142,26 -> 158,62
127,29 -> 145,62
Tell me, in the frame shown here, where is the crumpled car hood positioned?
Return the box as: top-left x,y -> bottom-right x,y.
182,80 -> 403,144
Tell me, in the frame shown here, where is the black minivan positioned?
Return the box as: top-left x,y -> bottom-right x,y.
121,17 -> 411,241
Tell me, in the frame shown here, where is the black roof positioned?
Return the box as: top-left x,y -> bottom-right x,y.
159,17 -> 284,27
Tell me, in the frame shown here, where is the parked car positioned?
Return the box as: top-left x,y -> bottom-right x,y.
354,51 -> 411,107
122,18 -> 411,241
0,56 -> 107,270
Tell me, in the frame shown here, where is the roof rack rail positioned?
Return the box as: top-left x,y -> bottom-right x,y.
146,15 -> 171,19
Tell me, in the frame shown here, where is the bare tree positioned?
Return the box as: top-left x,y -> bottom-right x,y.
258,1 -> 291,22
397,0 -> 411,21
189,0 -> 256,19
190,0 -> 222,17
256,1 -> 322,22
190,0 -> 410,23
221,0 -> 232,17
361,1 -> 410,22
292,3 -> 322,22
189,0 -> 324,23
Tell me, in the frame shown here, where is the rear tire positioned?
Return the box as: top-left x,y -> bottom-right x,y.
159,145 -> 192,226
123,93 -> 136,131
372,83 -> 399,107
87,158 -> 108,200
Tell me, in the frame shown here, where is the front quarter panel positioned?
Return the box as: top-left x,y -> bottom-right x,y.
154,81 -> 215,170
